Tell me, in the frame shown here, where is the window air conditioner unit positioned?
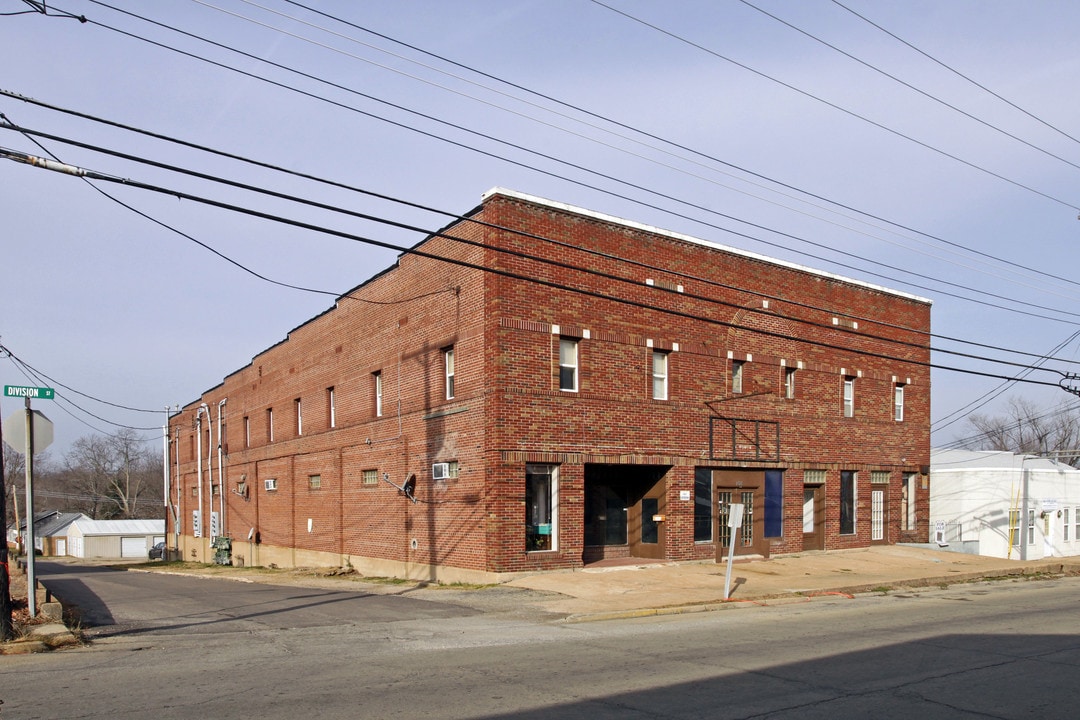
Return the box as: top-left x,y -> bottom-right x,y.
264,478 -> 278,491
432,463 -> 451,480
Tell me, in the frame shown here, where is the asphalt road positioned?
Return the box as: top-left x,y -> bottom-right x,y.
3,563 -> 1079,719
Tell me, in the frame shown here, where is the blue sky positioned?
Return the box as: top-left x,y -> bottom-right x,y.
3,0 -> 1080,457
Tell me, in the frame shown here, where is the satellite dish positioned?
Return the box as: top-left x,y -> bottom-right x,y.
402,474 -> 417,503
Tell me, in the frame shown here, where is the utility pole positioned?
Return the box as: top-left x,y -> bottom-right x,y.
0,400 -> 12,641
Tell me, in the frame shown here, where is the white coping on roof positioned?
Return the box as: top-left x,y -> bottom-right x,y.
482,187 -> 932,305
930,448 -> 1071,472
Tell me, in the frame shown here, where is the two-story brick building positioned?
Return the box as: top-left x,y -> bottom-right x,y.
167,188 -> 931,582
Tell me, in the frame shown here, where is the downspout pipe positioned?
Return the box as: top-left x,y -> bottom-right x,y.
162,410 -> 171,548
174,427 -> 181,549
217,398 -> 227,539
196,403 -> 210,544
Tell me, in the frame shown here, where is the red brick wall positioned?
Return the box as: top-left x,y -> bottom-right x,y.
168,190 -> 930,576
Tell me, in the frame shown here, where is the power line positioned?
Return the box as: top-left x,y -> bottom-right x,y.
932,330 -> 1080,434
9,110 -> 1080,361
277,0 -> 1080,297
739,0 -> 1080,174
1,345 -> 162,433
831,0 -> 1080,149
4,100 -> 1079,372
588,0 -> 1079,212
31,5 -> 1080,313
0,130 -> 1009,372
2,144 -> 1069,391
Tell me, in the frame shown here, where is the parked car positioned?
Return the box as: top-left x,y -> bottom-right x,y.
148,541 -> 166,560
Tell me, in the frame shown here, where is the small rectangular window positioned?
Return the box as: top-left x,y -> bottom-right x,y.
732,360 -> 744,394
328,386 -> 336,428
652,350 -> 668,400
374,371 -> 383,417
266,408 -> 274,442
362,469 -> 378,485
895,384 -> 905,421
1028,509 -> 1036,544
871,471 -> 890,484
784,367 -> 795,399
559,338 -> 578,392
1075,506 -> 1079,542
804,469 -> 826,484
295,398 -> 303,436
309,474 -> 321,490
843,376 -> 855,418
1065,508 -> 1071,542
445,347 -> 455,399
244,416 -> 250,448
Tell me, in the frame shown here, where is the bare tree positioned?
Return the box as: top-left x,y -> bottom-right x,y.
62,430 -> 161,519
962,397 -> 1080,467
3,442 -> 52,528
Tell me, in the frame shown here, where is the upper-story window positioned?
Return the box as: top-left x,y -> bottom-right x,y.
559,338 -> 579,392
295,398 -> 302,436
894,384 -> 905,421
843,376 -> 855,418
444,346 -> 455,399
784,367 -> 796,399
652,350 -> 669,400
732,360 -> 744,394
374,371 -> 383,417
266,407 -> 274,442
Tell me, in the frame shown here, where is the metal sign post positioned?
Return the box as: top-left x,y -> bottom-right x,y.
723,502 -> 745,600
2,386 -> 55,618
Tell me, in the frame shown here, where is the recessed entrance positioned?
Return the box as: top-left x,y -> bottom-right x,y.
713,470 -> 767,560
583,464 -> 669,563
803,484 -> 825,551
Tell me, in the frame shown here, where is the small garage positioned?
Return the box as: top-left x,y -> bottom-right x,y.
67,518 -> 166,559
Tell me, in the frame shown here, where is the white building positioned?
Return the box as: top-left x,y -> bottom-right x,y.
930,449 -> 1080,559
67,518 -> 165,559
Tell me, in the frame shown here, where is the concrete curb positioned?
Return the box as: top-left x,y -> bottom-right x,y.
559,562 -> 1080,624
0,623 -> 80,655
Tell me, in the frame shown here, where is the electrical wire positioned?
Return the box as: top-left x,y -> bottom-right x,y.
831,0 -> 1080,149
1,143 -> 1069,390
6,90 -> 1080,369
37,3 -> 1080,310
8,5 -> 1080,442
588,0 -> 1079,211
279,0 -> 1080,296
740,0 -> 1080,174
7,116 -> 1080,378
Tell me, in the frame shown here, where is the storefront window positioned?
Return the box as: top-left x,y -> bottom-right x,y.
526,464 -> 558,551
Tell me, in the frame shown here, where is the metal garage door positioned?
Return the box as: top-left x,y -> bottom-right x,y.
120,537 -> 145,558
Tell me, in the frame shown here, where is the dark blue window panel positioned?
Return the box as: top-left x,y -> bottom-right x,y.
764,469 -> 784,538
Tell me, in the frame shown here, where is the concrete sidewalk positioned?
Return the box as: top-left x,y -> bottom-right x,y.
505,545 -> 1080,621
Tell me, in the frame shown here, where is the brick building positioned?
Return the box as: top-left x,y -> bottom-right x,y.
167,188 -> 931,582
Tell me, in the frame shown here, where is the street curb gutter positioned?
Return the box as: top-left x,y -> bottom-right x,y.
561,561 -> 1080,624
